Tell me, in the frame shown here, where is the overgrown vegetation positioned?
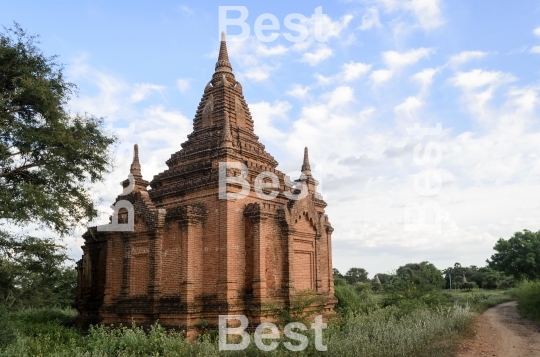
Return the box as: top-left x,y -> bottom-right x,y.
0,300 -> 474,356
0,234 -> 76,309
0,261 -> 494,356
512,280 -> 540,323
488,229 -> 540,281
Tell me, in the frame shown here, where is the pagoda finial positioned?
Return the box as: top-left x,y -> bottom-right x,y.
215,31 -> 233,74
221,110 -> 233,148
130,144 -> 141,176
301,147 -> 312,177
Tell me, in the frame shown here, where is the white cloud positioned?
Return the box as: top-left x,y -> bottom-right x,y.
370,69 -> 393,84
359,7 -> 382,30
394,68 -> 438,123
375,0 -> 444,30
249,101 -> 291,143
371,48 -> 433,84
327,86 -> 355,108
256,44 -> 289,56
240,68 -> 270,82
449,51 -> 487,66
411,67 -> 438,88
530,46 -> 540,54
314,62 -> 371,86
130,83 -> 164,103
287,84 -> 310,98
301,45 -> 333,65
68,55 -> 130,121
534,27 -> 540,37
406,0 -> 444,29
451,69 -> 514,90
383,47 -> 433,68
450,69 -> 517,122
176,79 -> 190,93
342,62 -> 372,81
310,13 -> 354,41
394,96 -> 422,119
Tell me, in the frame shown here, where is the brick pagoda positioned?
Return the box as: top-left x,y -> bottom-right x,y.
75,33 -> 336,335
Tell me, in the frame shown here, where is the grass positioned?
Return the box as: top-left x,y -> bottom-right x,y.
0,305 -> 472,357
0,288 -> 513,356
511,280 -> 540,323
446,289 -> 513,313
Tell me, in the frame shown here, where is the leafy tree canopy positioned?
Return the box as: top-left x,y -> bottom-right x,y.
0,231 -> 76,308
373,273 -> 392,285
0,23 -> 117,235
396,261 -> 445,291
443,263 -> 513,290
488,229 -> 540,281
333,268 -> 343,279
344,267 -> 369,284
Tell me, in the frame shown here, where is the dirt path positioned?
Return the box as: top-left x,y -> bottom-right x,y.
457,301 -> 540,357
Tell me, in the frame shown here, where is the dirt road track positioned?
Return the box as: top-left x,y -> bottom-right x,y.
457,301 -> 540,357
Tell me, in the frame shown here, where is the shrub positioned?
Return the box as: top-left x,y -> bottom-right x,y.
512,280 -> 540,322
498,277 -> 516,289
0,307 -> 15,347
262,290 -> 326,328
459,282 -> 477,291
334,284 -> 378,316
334,277 -> 347,286
353,282 -> 372,294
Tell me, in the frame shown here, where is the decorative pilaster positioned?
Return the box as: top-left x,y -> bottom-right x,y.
326,225 -> 335,295
179,205 -> 206,323
244,203 -> 271,301
121,234 -> 131,296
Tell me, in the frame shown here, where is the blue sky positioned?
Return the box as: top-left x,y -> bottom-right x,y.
3,0 -> 540,276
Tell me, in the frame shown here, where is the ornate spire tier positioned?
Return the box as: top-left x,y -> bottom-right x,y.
150,32 -> 280,199
301,147 -> 312,177
123,144 -> 148,192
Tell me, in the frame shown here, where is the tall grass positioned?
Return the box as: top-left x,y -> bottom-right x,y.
512,280 -> 540,323
0,299 -> 473,356
446,289 -> 513,313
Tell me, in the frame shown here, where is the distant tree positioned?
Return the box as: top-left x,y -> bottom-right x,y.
396,261 -> 445,291
0,232 -> 75,308
344,267 -> 369,284
332,268 -> 346,286
459,281 -> 477,292
333,268 -> 343,280
488,230 -> 540,281
0,23 -> 117,237
374,273 -> 392,285
445,264 -> 507,290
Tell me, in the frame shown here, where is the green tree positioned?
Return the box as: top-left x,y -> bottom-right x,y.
333,268 -> 346,286
488,230 -> 540,280
374,273 -> 392,285
0,232 -> 75,308
344,267 -> 369,284
396,261 -> 445,291
0,23 -> 117,236
459,281 -> 477,291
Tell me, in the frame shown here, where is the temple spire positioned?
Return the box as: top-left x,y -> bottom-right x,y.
130,144 -> 141,176
215,31 -> 233,74
124,144 -> 148,192
301,147 -> 312,177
